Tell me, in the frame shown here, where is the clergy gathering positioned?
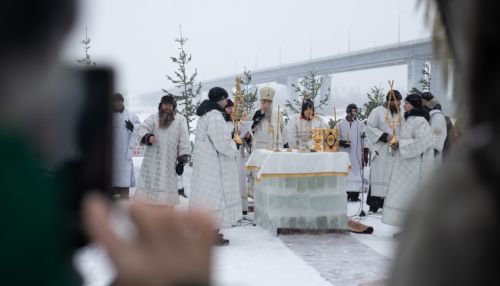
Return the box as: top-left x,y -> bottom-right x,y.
1,0 -> 499,286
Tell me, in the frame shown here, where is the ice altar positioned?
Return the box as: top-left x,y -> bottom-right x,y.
246,149 -> 350,235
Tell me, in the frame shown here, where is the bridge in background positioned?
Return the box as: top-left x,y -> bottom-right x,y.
137,38 -> 453,114
200,38 -> 453,114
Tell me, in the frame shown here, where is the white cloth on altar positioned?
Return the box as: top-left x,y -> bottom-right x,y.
245,149 -> 273,169
245,150 -> 351,179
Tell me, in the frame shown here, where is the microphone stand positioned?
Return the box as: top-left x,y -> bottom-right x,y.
359,127 -> 367,217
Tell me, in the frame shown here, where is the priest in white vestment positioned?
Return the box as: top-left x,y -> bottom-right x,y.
135,95 -> 191,207
338,104 -> 368,202
250,87 -> 286,150
383,94 -> 434,227
223,99 -> 250,215
190,87 -> 241,246
247,87 -> 287,207
422,92 -> 448,166
111,93 -> 141,199
365,90 -> 404,212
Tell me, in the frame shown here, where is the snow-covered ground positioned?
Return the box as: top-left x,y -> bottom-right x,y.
75,158 -> 398,286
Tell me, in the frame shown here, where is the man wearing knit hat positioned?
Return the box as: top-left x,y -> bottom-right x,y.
111,93 -> 141,199
382,93 -> 434,228
421,92 -> 448,164
251,86 -> 287,150
135,95 -> 191,207
190,87 -> 241,246
365,90 -> 404,213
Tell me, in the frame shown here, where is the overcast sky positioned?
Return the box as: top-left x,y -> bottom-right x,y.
63,0 -> 431,104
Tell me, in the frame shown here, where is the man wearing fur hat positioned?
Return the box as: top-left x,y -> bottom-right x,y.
190,87 -> 241,246
365,90 -> 404,213
135,95 -> 191,207
421,92 -> 448,165
251,86 -> 287,150
111,93 -> 141,199
383,94 -> 434,227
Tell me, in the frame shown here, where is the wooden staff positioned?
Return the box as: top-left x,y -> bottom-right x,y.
385,80 -> 401,147
275,105 -> 281,151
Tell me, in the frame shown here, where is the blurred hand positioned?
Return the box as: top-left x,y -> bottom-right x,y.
125,120 -> 134,132
148,136 -> 157,145
339,140 -> 351,148
390,142 -> 399,151
387,134 -> 394,144
83,194 -> 214,286
363,148 -> 370,166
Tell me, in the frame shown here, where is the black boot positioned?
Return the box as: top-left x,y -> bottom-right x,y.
347,191 -> 360,202
366,185 -> 384,212
178,188 -> 188,198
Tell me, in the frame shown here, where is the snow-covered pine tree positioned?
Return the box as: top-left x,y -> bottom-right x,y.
359,86 -> 385,121
284,70 -> 330,115
76,27 -> 96,67
163,28 -> 202,135
410,62 -> 431,95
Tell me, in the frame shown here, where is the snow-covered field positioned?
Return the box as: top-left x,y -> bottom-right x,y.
74,158 -> 398,286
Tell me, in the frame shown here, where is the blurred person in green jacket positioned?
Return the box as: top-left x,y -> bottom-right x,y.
0,1 -> 214,286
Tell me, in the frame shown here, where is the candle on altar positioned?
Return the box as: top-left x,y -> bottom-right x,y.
334,106 -> 337,124
276,105 -> 281,145
300,113 -> 303,132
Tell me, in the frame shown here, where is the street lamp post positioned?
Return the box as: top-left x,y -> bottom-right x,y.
398,11 -> 409,43
348,25 -> 354,53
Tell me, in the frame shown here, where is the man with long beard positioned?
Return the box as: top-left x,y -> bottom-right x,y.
135,95 -> 191,207
111,93 -> 141,199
